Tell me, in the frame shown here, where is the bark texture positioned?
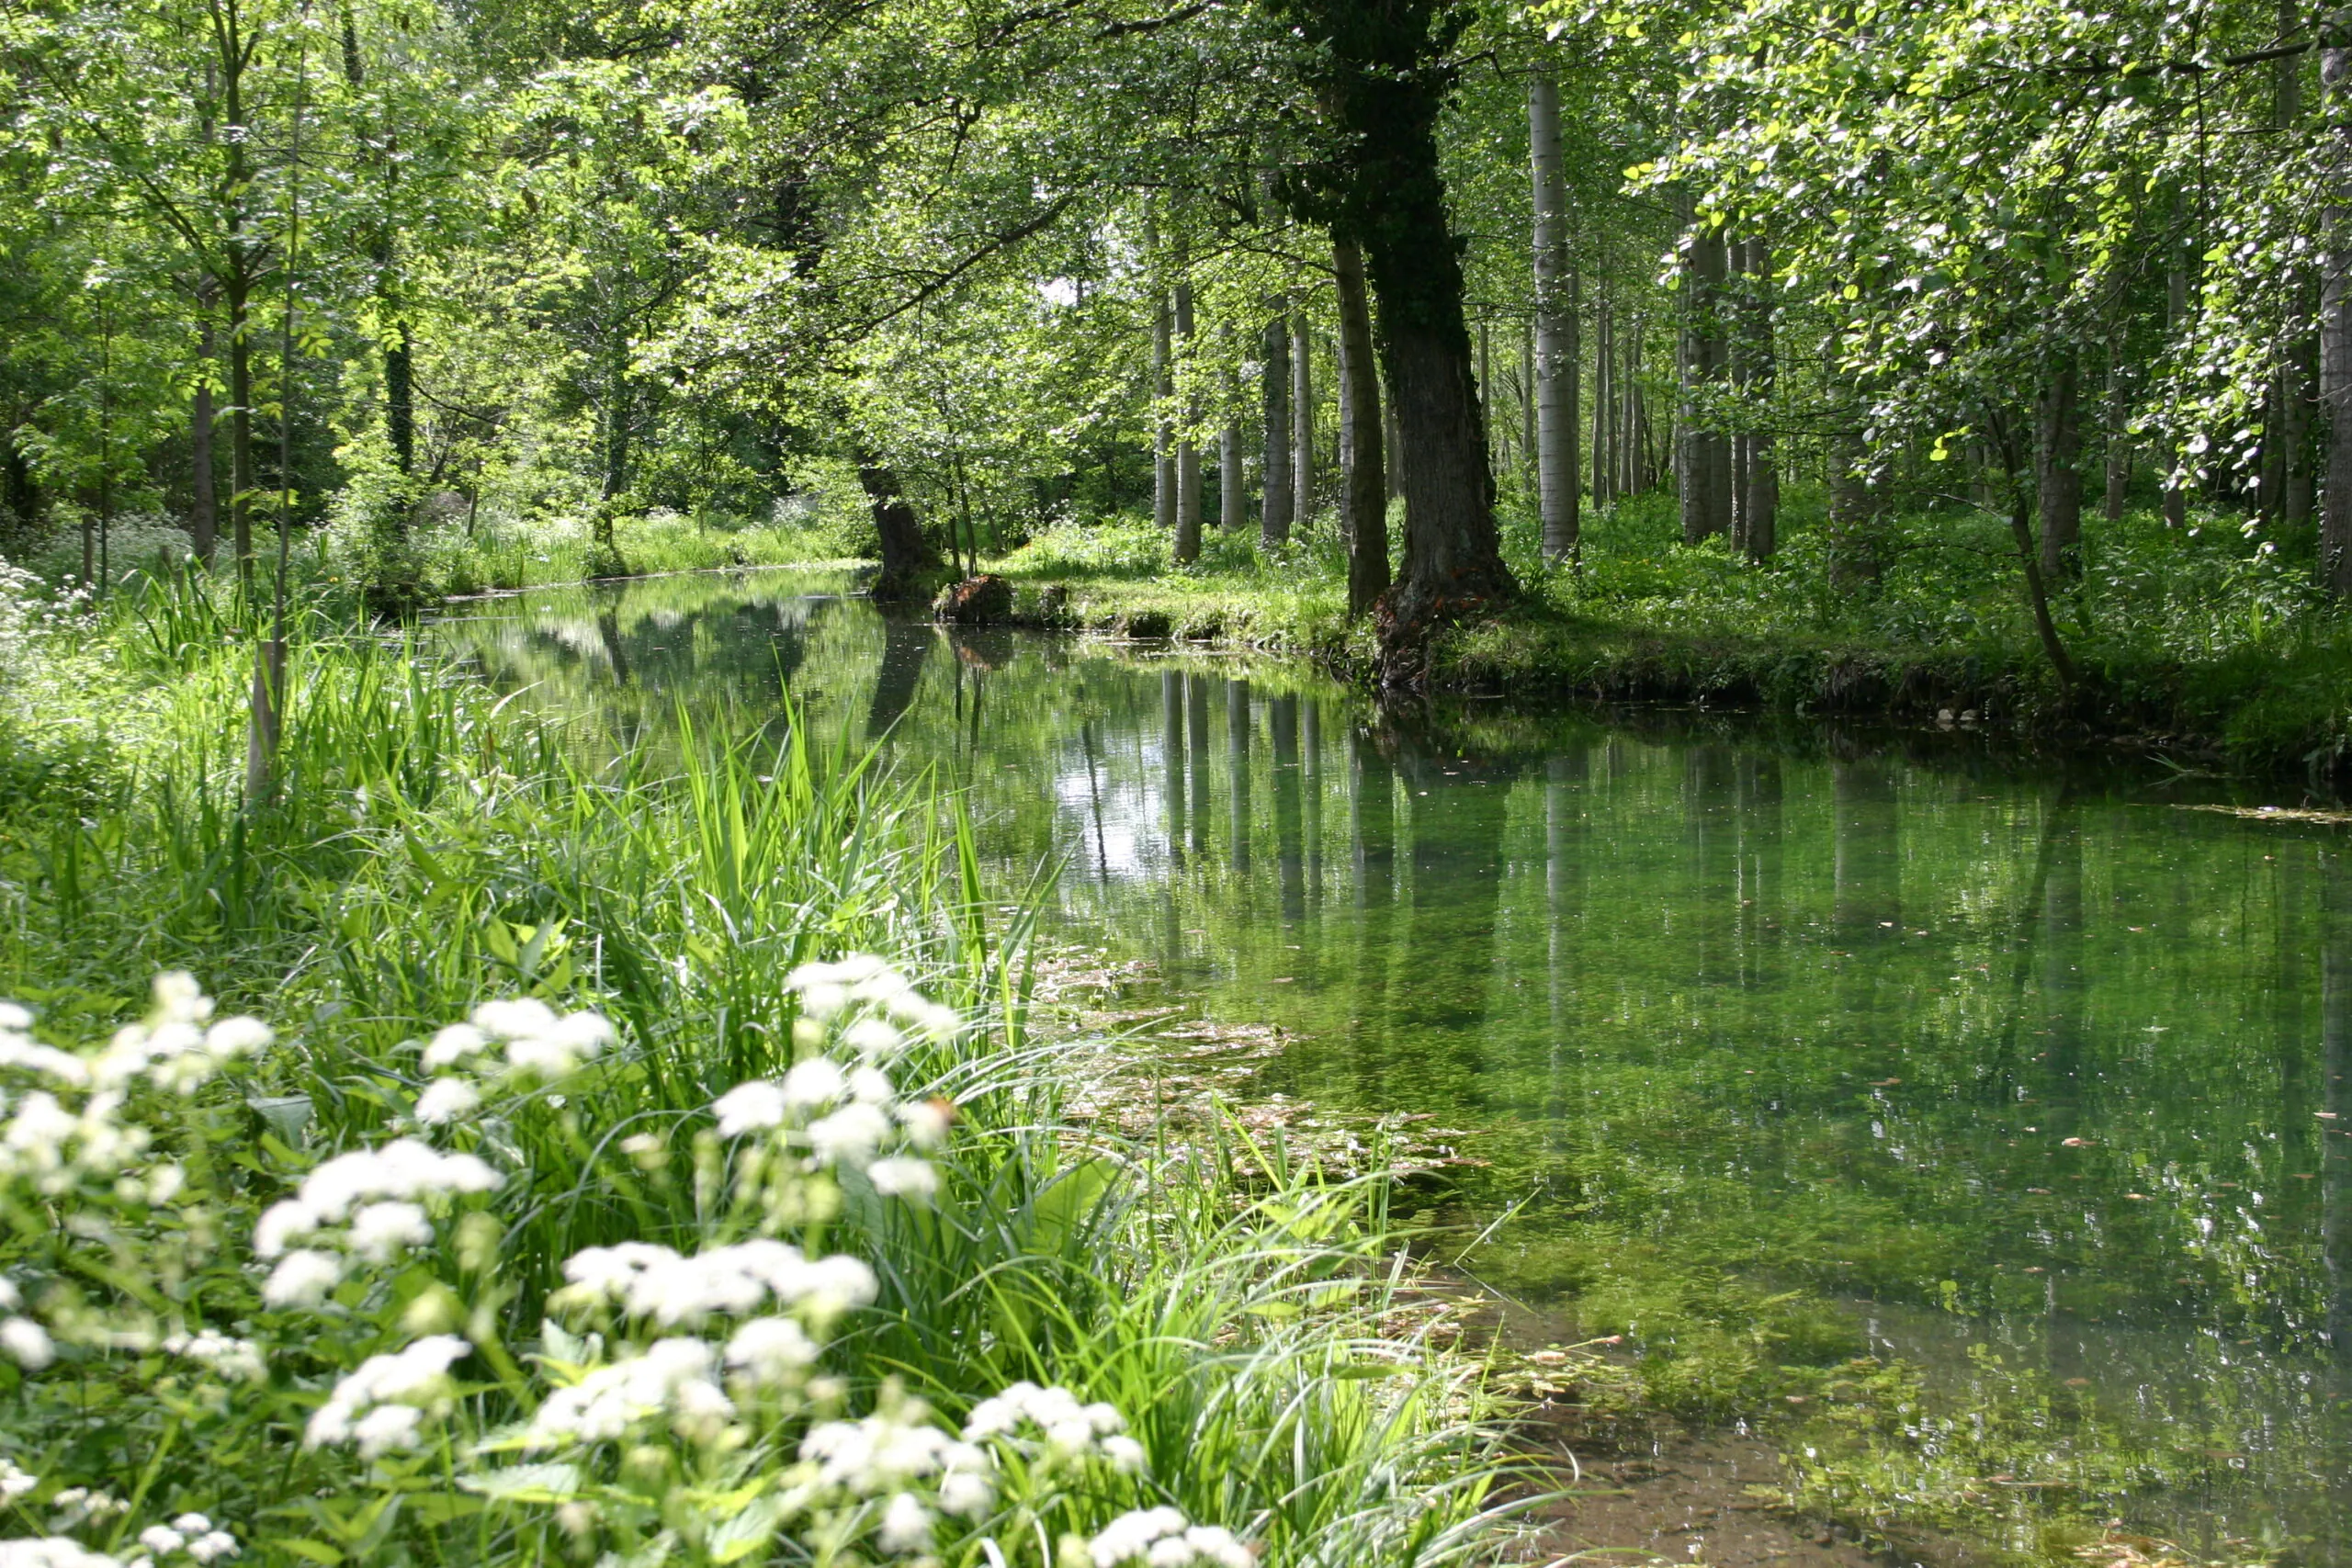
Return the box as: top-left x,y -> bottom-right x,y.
2037,355 -> 2085,579
1333,236 -> 1390,620
1261,305 -> 1294,543
860,463 -> 939,601
1529,75 -> 1577,561
1173,275 -> 1203,563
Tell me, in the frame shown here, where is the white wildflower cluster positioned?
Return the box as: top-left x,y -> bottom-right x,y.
255,1139 -> 501,1306
160,1330 -> 266,1383
524,1337 -> 736,1449
304,1335 -> 470,1458
0,978 -> 268,1200
555,1240 -> 876,1327
46,1491 -> 128,1529
0,560 -> 87,694
134,1515 -> 239,1563
796,1397 -> 995,1554
786,955 -> 960,1042
961,1382 -> 1146,1473
0,1539 -> 126,1568
710,958 -> 962,1202
0,1461 -> 33,1498
410,998 -> 613,1128
1088,1507 -> 1253,1568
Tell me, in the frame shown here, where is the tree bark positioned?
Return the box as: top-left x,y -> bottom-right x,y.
2037,355 -> 2085,579
1590,290 -> 1612,510
1827,425 -> 1882,587
227,274 -> 254,578
861,462 -> 938,600
1530,75 -> 1577,562
1150,217 -> 1174,534
1291,310 -> 1315,529
1678,218 -> 1732,543
1736,236 -> 1778,559
1219,415 -> 1244,534
1261,304 -> 1294,543
2165,262 -> 2191,531
191,312 -> 219,564
1173,275 -> 1203,562
2326,44 -> 2352,592
1333,235 -> 1389,619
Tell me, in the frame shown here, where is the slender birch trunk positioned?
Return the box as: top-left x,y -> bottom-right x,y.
1261,304 -> 1294,544
1174,269 -> 1203,562
1530,75 -> 1577,561
1291,310 -> 1314,528
1333,235 -> 1388,619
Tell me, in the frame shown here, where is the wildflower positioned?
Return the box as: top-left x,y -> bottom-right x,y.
186,1529 -> 239,1563
525,1338 -> 731,1448
712,1080 -> 788,1136
471,1002 -> 611,1079
0,1540 -> 127,1568
136,1528 -> 183,1557
421,1024 -> 489,1070
162,1331 -> 266,1383
557,1240 -> 876,1326
306,1336 -> 469,1452
1,1318 -> 52,1370
1088,1508 -> 1251,1568
262,1250 -> 343,1309
961,1382 -> 1127,1462
877,1493 -> 933,1553
865,1156 -> 938,1201
806,1102 -> 890,1167
899,1099 -> 954,1148
290,1138 -> 501,1223
413,1078 -> 480,1126
780,1058 -> 848,1109
799,1406 -> 991,1506
842,1019 -> 903,1058
0,1461 -> 36,1498
348,1202 -> 433,1264
723,1316 -> 819,1385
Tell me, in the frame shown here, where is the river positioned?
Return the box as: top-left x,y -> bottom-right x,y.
435,568 -> 2352,1563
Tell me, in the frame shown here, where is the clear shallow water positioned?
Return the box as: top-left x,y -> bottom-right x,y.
437,570 -> 2352,1560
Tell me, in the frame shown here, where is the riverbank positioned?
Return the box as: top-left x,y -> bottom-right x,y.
956,502 -> 2352,784
0,570 -> 1523,1568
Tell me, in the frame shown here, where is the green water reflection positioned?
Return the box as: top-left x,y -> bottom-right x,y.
435,570 -> 2352,1562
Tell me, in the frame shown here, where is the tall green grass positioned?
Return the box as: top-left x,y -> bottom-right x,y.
0,571 -> 1523,1567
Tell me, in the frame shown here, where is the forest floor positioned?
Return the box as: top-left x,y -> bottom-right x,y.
963,500 -> 2352,786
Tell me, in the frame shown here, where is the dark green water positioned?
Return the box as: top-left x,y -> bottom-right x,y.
437,570 -> 2352,1562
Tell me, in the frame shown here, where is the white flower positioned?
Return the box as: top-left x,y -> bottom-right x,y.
723,1316 -> 819,1384
711,1080 -> 787,1136
254,1201 -> 318,1258
558,1240 -> 876,1326
878,1493 -> 933,1553
1102,1435 -> 1147,1472
294,1139 -> 500,1223
422,1024 -> 489,1070
0,1461 -> 36,1498
305,1336 -> 469,1451
799,1408 -> 989,1499
845,1065 -> 896,1103
413,1078 -> 481,1126
0,1278 -> 17,1311
168,1515 -> 210,1535
778,1058 -> 847,1110
162,1330 -> 266,1382
348,1202 -> 432,1264
865,1157 -> 937,1201
187,1531 -> 240,1563
469,999 -> 558,1040
524,1338 -> 730,1448
807,1102 -> 890,1167
898,1099 -> 953,1149
842,1020 -> 903,1059
136,1529 -> 183,1557
1090,1508 -> 1250,1568
262,1250 -> 343,1308
1,1317 -> 53,1369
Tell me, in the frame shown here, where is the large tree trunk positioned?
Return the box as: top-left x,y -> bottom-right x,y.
2326,45 -> 2352,592
1261,304 -> 1294,544
1333,236 -> 1389,619
191,313 -> 218,564
1291,310 -> 1315,529
1529,75 -> 1577,562
1679,220 -> 1733,545
1274,0 -> 1512,677
1173,276 -> 1203,562
2037,354 -> 2085,579
860,463 -> 938,600
1219,415 -> 1243,533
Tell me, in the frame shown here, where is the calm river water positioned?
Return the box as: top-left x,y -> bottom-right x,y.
438,569 -> 2352,1562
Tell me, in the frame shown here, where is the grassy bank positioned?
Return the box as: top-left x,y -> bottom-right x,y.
0,570 -> 1517,1568
973,493 -> 2352,781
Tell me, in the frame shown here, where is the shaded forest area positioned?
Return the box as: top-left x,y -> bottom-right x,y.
0,0 -> 2338,742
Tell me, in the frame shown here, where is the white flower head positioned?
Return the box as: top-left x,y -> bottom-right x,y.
2,1316 -> 54,1369
779,1058 -> 847,1110
865,1157 -> 937,1201
878,1492 -> 934,1553
422,1024 -> 490,1070
348,1201 -> 433,1264
711,1080 -> 787,1137
806,1102 -> 890,1168
413,1077 -> 481,1127
263,1249 -> 344,1309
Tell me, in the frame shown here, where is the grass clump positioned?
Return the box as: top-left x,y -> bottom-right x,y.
0,570 -> 1521,1568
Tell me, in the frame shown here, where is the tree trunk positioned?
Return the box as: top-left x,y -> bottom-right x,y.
2326,45 -> 2352,591
1219,416 -> 1243,534
1151,228 -> 1174,533
2165,263 -> 2191,530
1518,322 -> 1534,496
1678,217 -> 1733,544
861,463 -> 938,600
1828,426 -> 1882,587
1530,75 -> 1577,562
386,321 -> 415,477
227,275 -> 254,579
1736,236 -> 1778,559
1590,291 -> 1612,510
1173,276 -> 1203,562
1333,235 -> 1389,619
1261,304 -> 1294,544
1291,310 -> 1315,529
191,313 -> 218,564
2103,331 -> 2132,524
2037,354 -> 2085,579
2287,324 -> 2317,529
